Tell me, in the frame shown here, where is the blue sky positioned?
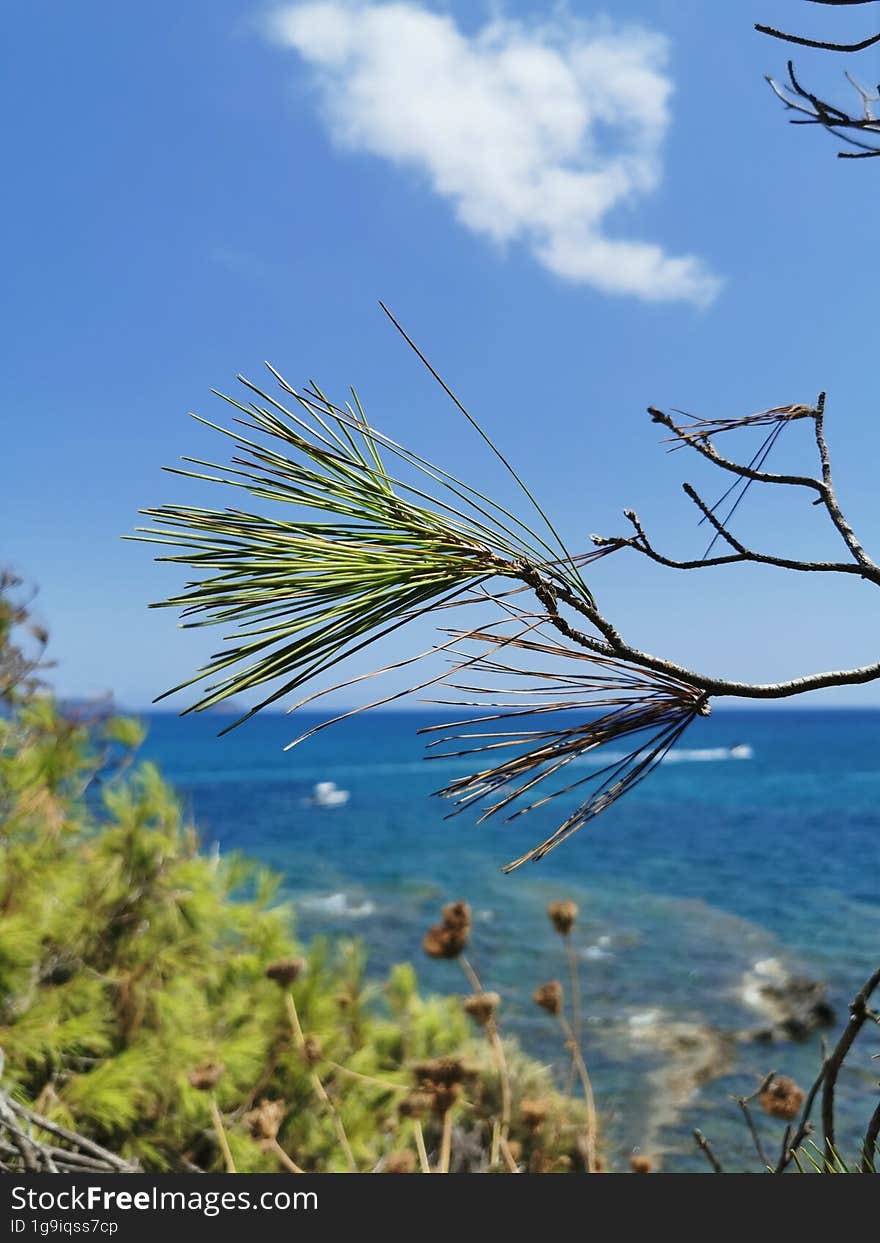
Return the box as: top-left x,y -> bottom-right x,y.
3,1 -> 879,711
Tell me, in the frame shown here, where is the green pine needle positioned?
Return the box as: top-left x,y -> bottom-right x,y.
133,369 -> 593,727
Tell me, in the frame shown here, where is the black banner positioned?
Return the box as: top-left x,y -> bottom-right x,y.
0,1170 -> 865,1239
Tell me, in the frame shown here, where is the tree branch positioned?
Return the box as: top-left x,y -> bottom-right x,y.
773,966 -> 880,1172
862,1096 -> 880,1173
591,496 -> 875,580
538,576 -> 880,702
760,6 -> 880,157
525,394 -> 880,703
756,23 -> 880,53
758,1 -> 880,53
648,406 -> 823,492
821,967 -> 880,1165
812,393 -> 874,565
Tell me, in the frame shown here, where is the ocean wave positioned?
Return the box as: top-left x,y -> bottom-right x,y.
174,743 -> 754,788
579,934 -> 613,961
662,745 -> 753,764
288,744 -> 753,781
299,892 -> 376,919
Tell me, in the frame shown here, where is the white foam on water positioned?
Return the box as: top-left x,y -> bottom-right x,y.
287,743 -> 754,782
299,892 -> 376,919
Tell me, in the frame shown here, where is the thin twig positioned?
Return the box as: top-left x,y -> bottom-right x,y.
323,1060 -> 407,1094
558,1014 -> 598,1173
438,1108 -> 453,1174
861,1098 -> 880,1173
6,1098 -> 134,1171
208,1094 -> 236,1174
734,1072 -> 776,1170
284,990 -> 358,1172
413,1120 -> 430,1174
693,1128 -> 724,1173
270,1137 -> 304,1174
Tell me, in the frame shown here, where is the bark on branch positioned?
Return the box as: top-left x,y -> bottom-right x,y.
522,395 -> 880,703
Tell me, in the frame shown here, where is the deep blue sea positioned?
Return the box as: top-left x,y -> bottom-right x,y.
139,707 -> 880,1172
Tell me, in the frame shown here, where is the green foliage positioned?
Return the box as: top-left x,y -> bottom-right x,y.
133,368 -> 594,728
0,583 -> 590,1173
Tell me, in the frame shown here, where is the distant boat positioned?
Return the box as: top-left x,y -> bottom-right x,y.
728,743 -> 753,760
309,781 -> 350,808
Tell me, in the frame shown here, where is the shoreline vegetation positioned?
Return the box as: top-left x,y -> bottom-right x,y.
2,579 -> 878,1173
0,578 -> 597,1174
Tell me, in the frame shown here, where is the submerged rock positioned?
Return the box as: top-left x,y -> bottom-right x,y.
620,1010 -> 738,1154
738,957 -> 835,1042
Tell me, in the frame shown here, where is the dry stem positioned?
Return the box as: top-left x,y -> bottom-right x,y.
270,1138 -> 304,1174
285,989 -> 357,1172
208,1094 -> 236,1174
557,1014 -> 598,1173
459,956 -> 514,1171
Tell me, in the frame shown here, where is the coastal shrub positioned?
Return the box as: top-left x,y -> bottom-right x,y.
0,582 -> 590,1172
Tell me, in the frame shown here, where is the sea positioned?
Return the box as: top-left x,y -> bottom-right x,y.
139,706 -> 880,1173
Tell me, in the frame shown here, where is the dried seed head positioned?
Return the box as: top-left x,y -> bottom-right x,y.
187,1061 -> 224,1092
519,1098 -> 549,1132
244,1098 -> 286,1142
411,1056 -> 477,1088
423,900 -> 472,959
758,1075 -> 805,1122
384,1150 -> 417,1174
441,900 -> 472,934
398,1091 -> 433,1120
462,991 -> 500,1026
412,1056 -> 476,1114
429,1083 -> 462,1115
630,1153 -> 654,1174
547,900 -> 578,937
422,923 -> 468,960
301,1035 -> 323,1067
533,981 -> 564,1017
265,957 -> 307,988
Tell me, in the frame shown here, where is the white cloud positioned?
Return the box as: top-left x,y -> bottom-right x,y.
266,2 -> 721,306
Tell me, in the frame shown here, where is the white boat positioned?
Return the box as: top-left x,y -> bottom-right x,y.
310,781 -> 350,808
728,743 -> 753,760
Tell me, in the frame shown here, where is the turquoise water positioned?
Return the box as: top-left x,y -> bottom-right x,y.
140,707 -> 880,1172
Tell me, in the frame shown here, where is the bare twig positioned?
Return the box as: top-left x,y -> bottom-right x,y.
734,1072 -> 776,1170
548,397 -> 880,705
759,0 -> 880,158
693,1128 -> 724,1173
821,967 -> 880,1164
0,1082 -> 137,1174
757,24 -> 880,53
861,1098 -> 880,1173
774,965 -> 880,1172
